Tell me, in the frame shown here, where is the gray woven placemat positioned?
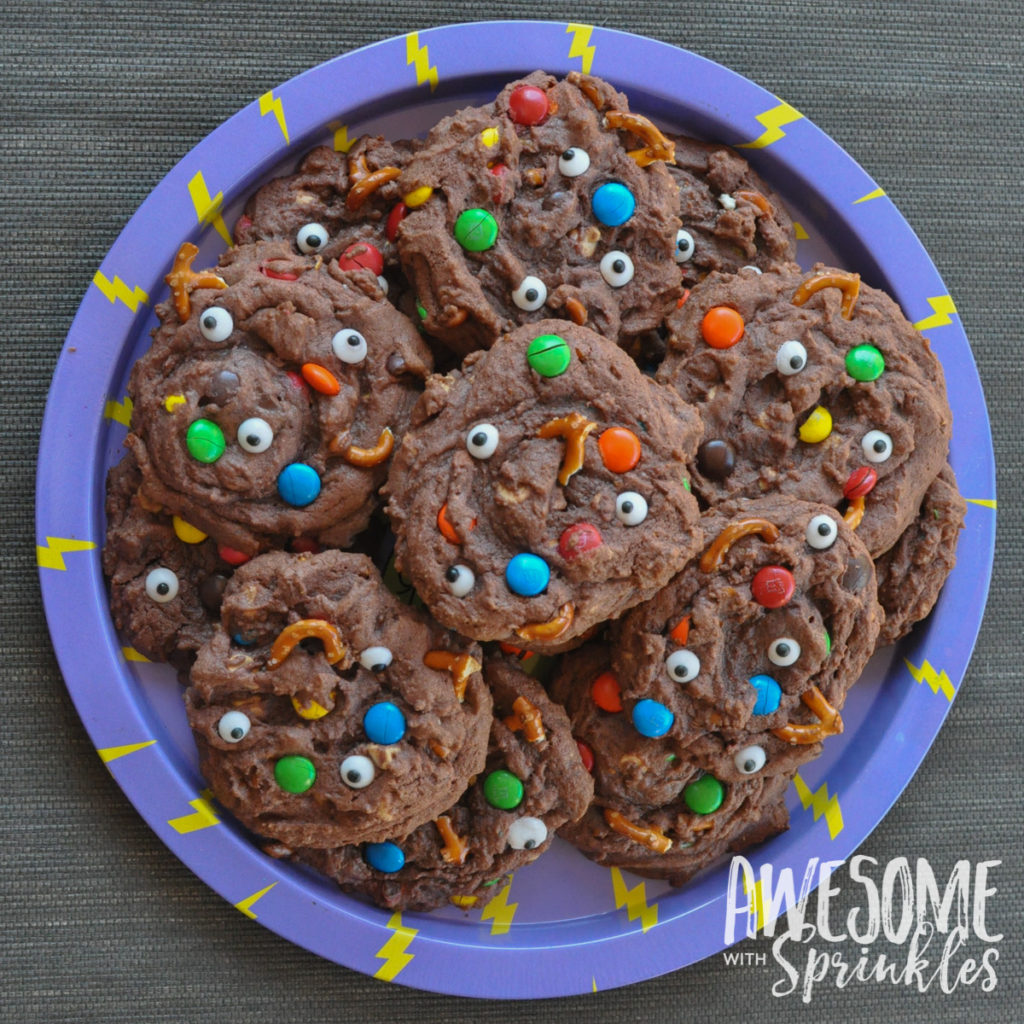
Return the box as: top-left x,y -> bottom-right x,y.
5,2 -> 1021,1021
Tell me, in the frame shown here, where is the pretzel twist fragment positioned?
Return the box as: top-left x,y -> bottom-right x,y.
266,619 -> 348,669
504,695 -> 546,743
515,602 -> 575,642
537,412 -> 597,486
423,650 -> 481,702
435,814 -> 469,865
699,517 -> 781,573
771,685 -> 844,745
792,270 -> 862,320
603,110 -> 675,166
165,242 -> 227,320
843,495 -> 866,530
337,426 -> 395,467
603,808 -> 673,854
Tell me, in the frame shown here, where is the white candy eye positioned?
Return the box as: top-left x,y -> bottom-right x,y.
466,423 -> 499,459
512,276 -> 547,311
339,755 -> 376,789
674,229 -> 695,263
444,564 -> 475,597
198,306 -> 233,342
615,491 -> 648,526
332,328 -> 368,365
806,514 -> 839,550
665,648 -> 700,683
236,417 -> 274,453
768,637 -> 801,667
734,745 -> 767,775
145,567 -> 179,603
862,430 -> 893,463
599,251 -> 634,287
776,340 -> 808,376
558,147 -> 591,177
296,222 -> 329,254
359,646 -> 393,672
377,275 -> 389,295
217,710 -> 251,743
507,816 -> 548,851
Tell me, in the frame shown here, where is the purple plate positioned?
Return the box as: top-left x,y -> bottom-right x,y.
37,21 -> 995,998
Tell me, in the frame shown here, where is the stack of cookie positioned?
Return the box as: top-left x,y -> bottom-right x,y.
104,70 -> 963,906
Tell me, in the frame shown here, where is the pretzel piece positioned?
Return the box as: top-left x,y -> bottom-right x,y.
843,495 -> 866,530
735,189 -> 774,217
603,110 -> 675,166
504,695 -> 546,743
337,426 -> 395,467
435,814 -> 469,865
165,242 -> 227,320
699,518 -> 780,573
792,270 -> 861,320
266,619 -> 347,669
771,685 -> 844,745
345,154 -> 401,211
537,412 -> 597,486
423,650 -> 482,702
515,602 -> 575,642
603,808 -> 673,854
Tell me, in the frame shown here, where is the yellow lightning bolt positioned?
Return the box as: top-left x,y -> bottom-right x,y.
167,791 -> 220,834
913,296 -> 958,332
966,498 -> 997,510
104,395 -> 133,427
793,221 -> 810,240
37,536 -> 97,571
736,100 -> 804,150
405,32 -> 438,92
121,647 -> 150,663
188,170 -> 232,246
793,774 -> 843,839
93,270 -> 149,312
258,89 -> 289,144
330,122 -> 356,153
234,882 -> 277,920
904,658 -> 955,701
566,23 -> 596,74
374,911 -> 418,981
610,866 -> 658,933
854,186 -> 887,204
480,880 -> 518,934
98,740 -> 156,764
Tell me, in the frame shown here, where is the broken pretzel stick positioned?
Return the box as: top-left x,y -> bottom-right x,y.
338,426 -> 395,467
843,495 -> 866,530
346,166 -> 402,211
423,650 -> 482,702
699,517 -> 780,573
266,619 -> 348,669
603,808 -> 673,854
792,270 -> 861,321
435,814 -> 469,865
165,242 -> 227,320
515,601 -> 575,643
735,189 -> 774,217
504,695 -> 546,743
603,110 -> 675,166
537,411 -> 597,486
772,685 -> 844,745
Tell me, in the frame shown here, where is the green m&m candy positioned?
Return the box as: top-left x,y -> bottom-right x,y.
683,773 -> 724,815
274,755 -> 316,794
845,344 -> 885,382
186,418 -> 226,463
454,208 -> 498,252
526,333 -> 571,377
483,769 -> 524,810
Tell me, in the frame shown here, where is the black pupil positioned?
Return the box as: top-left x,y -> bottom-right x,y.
524,839 -> 537,849
231,728 -> 244,739
203,315 -> 216,329
472,431 -> 488,447
246,435 -> 260,447
524,288 -> 538,302
620,501 -> 633,514
156,582 -> 169,595
346,770 -> 361,783
775,643 -> 790,657
371,663 -> 386,673
563,149 -> 575,160
744,759 -> 757,773
874,439 -> 887,452
817,523 -> 832,536
791,356 -> 803,369
446,566 -> 460,582
347,335 -> 360,346
308,234 -> 322,247
612,259 -> 626,273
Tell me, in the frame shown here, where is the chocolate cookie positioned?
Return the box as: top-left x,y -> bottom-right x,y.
281,654 -> 593,911
874,462 -> 966,646
608,496 -> 882,744
185,550 -> 492,848
551,644 -> 791,886
658,265 -> 953,556
384,320 -> 704,650
394,71 -> 683,355
102,451 -> 235,670
233,136 -> 417,279
125,242 -> 432,554
668,132 -> 798,284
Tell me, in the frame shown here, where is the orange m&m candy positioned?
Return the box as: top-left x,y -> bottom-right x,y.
301,362 -> 341,396
701,306 -> 745,349
598,427 -> 642,473
591,671 -> 623,713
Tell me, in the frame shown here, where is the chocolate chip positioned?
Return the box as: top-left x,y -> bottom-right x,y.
204,370 -> 240,405
198,572 -> 230,614
841,555 -> 872,593
386,353 -> 407,377
697,439 -> 735,480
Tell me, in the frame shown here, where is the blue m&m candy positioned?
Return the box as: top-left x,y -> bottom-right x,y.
505,553 -> 550,597
277,463 -> 321,507
363,701 -> 406,745
592,182 -> 636,227
364,841 -> 405,873
631,698 -> 674,738
750,674 -> 782,715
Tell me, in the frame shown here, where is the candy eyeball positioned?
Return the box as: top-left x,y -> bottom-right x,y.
466,423 -> 500,459
198,306 -> 233,343
359,646 -> 393,672
236,417 -> 274,453
217,710 -> 251,743
507,816 -> 548,851
296,222 -> 329,254
674,229 -> 696,263
806,514 -> 839,550
862,429 -> 893,463
339,754 -> 376,789
734,745 -> 767,775
145,567 -> 179,603
665,648 -> 700,684
776,340 -> 808,376
511,276 -> 547,312
767,637 -> 801,667
332,328 -> 368,365
558,147 -> 591,177
599,251 -> 635,287
444,564 -> 475,597
615,491 -> 648,526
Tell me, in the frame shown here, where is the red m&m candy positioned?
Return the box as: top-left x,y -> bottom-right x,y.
508,84 -> 549,125
751,566 -> 795,608
844,466 -> 878,500
337,241 -> 384,276
558,522 -> 603,560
